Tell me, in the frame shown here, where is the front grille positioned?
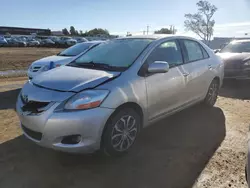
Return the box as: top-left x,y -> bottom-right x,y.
22,124 -> 42,141
21,94 -> 50,114
32,66 -> 41,72
21,101 -> 50,113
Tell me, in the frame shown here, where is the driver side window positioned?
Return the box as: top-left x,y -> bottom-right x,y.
146,40 -> 183,67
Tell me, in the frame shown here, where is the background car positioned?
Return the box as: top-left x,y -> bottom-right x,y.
74,37 -> 88,43
49,36 -> 61,47
65,38 -> 77,46
0,36 -> 8,47
40,39 -> 55,47
28,41 -> 103,79
216,40 -> 250,80
57,37 -> 77,47
6,38 -> 26,47
26,39 -> 40,47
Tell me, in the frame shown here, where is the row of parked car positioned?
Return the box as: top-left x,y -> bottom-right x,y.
0,36 -> 89,48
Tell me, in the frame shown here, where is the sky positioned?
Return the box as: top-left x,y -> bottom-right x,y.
1,0 -> 250,37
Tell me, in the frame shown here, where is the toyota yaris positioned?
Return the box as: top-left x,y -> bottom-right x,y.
16,35 -> 224,156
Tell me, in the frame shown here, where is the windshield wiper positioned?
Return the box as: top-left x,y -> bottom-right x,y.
68,61 -> 126,71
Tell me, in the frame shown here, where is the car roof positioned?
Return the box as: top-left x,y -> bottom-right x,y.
231,39 -> 250,43
117,34 -> 198,41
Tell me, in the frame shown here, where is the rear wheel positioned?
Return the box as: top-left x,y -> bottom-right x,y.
203,79 -> 219,107
101,108 -> 140,157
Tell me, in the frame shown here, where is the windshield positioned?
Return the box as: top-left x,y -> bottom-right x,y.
220,41 -> 250,53
58,43 -> 93,56
71,39 -> 153,69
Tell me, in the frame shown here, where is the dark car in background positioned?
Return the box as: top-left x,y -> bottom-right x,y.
40,39 -> 55,47
216,40 -> 250,80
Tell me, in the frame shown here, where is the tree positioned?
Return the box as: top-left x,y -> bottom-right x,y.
154,26 -> 177,34
70,26 -> 77,35
75,30 -> 79,36
184,0 -> 217,44
79,30 -> 83,36
62,28 -> 69,35
85,28 -> 109,36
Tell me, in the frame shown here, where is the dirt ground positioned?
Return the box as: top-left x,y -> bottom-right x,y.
0,48 -> 62,71
0,79 -> 249,188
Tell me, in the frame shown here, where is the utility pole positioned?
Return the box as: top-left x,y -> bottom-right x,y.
146,25 -> 149,35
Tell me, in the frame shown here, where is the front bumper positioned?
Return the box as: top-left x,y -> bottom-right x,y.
16,94 -> 114,153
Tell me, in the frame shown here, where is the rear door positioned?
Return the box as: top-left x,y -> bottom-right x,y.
179,39 -> 212,103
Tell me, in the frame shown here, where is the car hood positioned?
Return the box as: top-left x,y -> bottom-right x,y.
32,55 -> 74,67
217,52 -> 250,69
32,66 -> 121,92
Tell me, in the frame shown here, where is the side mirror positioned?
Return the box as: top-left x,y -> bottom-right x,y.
214,49 -> 220,53
147,61 -> 169,74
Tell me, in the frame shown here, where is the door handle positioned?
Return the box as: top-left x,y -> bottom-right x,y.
182,72 -> 189,77
208,64 -> 212,70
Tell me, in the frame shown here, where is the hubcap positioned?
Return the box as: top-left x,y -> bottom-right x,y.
111,115 -> 137,152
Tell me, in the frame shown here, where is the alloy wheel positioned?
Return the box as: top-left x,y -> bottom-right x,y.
207,82 -> 218,104
111,115 -> 138,152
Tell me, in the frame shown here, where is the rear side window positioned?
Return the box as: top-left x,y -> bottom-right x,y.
183,40 -> 203,62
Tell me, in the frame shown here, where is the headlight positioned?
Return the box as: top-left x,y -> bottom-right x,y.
42,65 -> 49,71
64,90 -> 109,110
244,61 -> 250,66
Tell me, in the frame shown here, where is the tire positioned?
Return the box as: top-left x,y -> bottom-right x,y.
101,108 -> 141,157
203,79 -> 219,107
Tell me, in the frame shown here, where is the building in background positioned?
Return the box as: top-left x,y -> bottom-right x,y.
51,31 -> 64,36
0,26 -> 51,36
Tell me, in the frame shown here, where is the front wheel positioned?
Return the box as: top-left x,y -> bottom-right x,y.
101,108 -> 141,157
203,79 -> 219,107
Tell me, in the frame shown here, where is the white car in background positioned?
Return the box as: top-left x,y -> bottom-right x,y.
58,37 -> 78,47
65,38 -> 77,46
28,41 -> 102,79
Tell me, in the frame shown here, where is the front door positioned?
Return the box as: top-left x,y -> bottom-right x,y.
144,40 -> 187,120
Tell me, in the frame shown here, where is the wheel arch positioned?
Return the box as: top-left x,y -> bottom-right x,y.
105,102 -> 144,130
101,102 -> 144,145
213,76 -> 220,85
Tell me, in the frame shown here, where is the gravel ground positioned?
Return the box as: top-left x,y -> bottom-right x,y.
0,80 -> 249,188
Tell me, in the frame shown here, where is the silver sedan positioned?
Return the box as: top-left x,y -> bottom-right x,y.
16,35 -> 224,156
